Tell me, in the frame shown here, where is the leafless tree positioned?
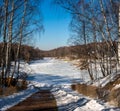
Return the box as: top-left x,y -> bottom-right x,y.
0,0 -> 44,87
55,0 -> 120,81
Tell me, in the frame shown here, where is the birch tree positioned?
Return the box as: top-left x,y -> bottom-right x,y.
1,0 -> 9,86
118,5 -> 120,64
55,0 -> 120,81
0,0 -> 44,87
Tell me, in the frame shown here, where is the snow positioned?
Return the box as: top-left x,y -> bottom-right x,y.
28,58 -> 82,86
113,84 -> 120,90
79,100 -> 105,111
0,58 -> 119,111
0,86 -> 38,111
93,72 -> 120,87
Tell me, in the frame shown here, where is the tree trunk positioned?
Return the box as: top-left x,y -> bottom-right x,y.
5,0 -> 15,86
1,0 -> 8,86
16,0 -> 27,83
118,5 -> 120,64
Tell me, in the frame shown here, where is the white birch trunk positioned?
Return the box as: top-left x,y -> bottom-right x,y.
118,5 -> 120,64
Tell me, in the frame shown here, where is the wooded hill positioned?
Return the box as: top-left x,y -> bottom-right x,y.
0,41 -> 116,63
42,41 -> 117,59
0,43 -> 43,65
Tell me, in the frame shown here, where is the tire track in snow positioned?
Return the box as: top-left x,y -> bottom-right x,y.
51,85 -> 89,111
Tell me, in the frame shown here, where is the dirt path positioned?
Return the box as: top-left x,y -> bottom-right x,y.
7,89 -> 58,111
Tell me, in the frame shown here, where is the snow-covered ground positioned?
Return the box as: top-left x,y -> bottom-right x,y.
0,58 -> 119,111
28,58 -> 86,85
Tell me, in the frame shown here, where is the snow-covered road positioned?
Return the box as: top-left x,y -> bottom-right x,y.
0,58 -> 119,111
27,58 -> 118,111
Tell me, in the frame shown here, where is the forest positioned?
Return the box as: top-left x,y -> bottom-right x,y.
0,0 -> 120,110
0,0 -> 119,87
0,0 -> 119,91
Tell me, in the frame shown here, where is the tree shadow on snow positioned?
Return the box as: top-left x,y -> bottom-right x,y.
102,108 -> 120,111
58,98 -> 89,111
27,73 -> 83,85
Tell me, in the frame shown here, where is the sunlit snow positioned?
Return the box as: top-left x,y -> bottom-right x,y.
0,58 -> 119,111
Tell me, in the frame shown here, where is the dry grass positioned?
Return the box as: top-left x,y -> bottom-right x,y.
0,87 -> 18,97
71,83 -> 109,101
71,74 -> 120,107
71,84 -> 98,98
108,87 -> 120,107
7,90 -> 58,111
0,80 -> 27,97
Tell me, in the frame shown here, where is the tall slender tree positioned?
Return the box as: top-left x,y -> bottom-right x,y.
118,5 -> 120,64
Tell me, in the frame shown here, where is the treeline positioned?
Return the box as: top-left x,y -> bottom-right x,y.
43,46 -> 71,57
43,41 -> 117,59
70,41 -> 117,59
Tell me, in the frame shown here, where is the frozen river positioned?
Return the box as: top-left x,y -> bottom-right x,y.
28,58 -> 87,86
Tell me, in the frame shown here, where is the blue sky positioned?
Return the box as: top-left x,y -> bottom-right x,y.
35,0 -> 71,50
